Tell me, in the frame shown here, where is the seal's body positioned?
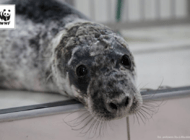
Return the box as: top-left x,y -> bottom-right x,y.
0,0 -> 142,121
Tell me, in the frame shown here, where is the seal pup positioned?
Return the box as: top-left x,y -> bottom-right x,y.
0,0 -> 143,121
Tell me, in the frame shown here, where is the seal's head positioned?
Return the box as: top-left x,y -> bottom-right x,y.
51,20 -> 143,121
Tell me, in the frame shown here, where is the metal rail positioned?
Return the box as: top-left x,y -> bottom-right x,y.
0,86 -> 190,122
141,86 -> 190,102
105,18 -> 190,30
72,0 -> 190,29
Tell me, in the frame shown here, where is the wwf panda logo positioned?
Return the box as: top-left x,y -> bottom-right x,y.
0,9 -> 11,21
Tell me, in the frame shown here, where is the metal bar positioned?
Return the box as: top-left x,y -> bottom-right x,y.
126,117 -> 131,140
0,99 -> 80,115
105,18 -> 190,30
0,86 -> 190,122
125,0 -> 129,21
140,0 -> 145,20
107,0 -> 112,22
171,0 -> 176,18
89,0 -> 95,20
116,0 -> 124,22
141,86 -> 190,102
0,104 -> 84,123
155,0 -> 160,19
188,0 -> 190,18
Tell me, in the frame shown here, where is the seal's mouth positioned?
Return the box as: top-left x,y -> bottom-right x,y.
87,91 -> 143,121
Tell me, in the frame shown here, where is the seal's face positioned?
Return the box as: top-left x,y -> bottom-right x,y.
52,20 -> 142,121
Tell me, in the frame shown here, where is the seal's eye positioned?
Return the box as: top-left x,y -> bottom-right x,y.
120,54 -> 131,68
76,65 -> 88,77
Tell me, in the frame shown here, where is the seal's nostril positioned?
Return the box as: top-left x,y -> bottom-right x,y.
125,96 -> 129,107
109,102 -> 117,110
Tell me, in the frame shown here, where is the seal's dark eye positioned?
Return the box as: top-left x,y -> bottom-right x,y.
120,54 -> 131,68
76,65 -> 88,77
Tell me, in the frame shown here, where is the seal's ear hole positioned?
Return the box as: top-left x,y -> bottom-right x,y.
120,54 -> 131,69
76,65 -> 88,77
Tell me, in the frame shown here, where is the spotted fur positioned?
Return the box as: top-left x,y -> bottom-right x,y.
0,0 -> 142,120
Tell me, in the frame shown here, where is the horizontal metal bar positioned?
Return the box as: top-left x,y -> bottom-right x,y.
142,86 -> 190,102
105,18 -> 190,30
0,86 -> 190,122
0,99 -> 80,115
0,104 -> 84,123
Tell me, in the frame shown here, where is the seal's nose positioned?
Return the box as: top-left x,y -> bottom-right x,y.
106,96 -> 131,112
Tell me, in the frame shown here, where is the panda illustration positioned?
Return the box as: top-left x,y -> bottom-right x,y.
1,9 -> 11,21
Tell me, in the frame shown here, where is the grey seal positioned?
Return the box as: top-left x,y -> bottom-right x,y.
0,0 -> 143,121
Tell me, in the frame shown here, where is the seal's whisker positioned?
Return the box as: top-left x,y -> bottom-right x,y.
63,109 -> 84,123
64,111 -> 91,128
108,120 -> 114,131
139,83 -> 150,90
142,104 -> 158,113
140,107 -> 153,119
141,106 -> 158,115
133,99 -> 166,125
141,105 -> 157,113
98,120 -> 103,138
73,116 -> 93,131
133,113 -> 136,124
143,102 -> 162,109
89,119 -> 99,138
93,118 -> 104,139
93,119 -> 101,138
67,110 -> 88,119
136,112 -> 142,125
139,109 -> 149,122
80,119 -> 96,135
137,82 -> 143,89
138,109 -> 148,121
134,112 -> 140,125
157,78 -> 164,90
65,111 -> 89,124
103,120 -> 107,134
102,120 -> 106,137
70,115 -> 92,128
137,111 -> 146,124
101,119 -> 105,137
